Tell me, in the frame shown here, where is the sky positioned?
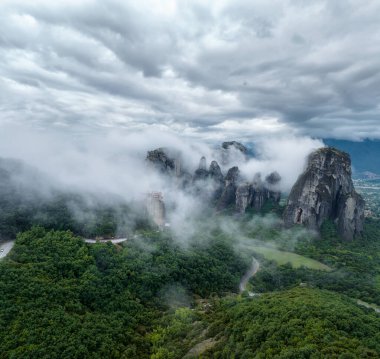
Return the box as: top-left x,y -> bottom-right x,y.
1,0 -> 380,141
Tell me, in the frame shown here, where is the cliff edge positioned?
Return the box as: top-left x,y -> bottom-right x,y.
283,147 -> 365,240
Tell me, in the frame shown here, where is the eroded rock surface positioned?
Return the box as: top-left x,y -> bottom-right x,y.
146,145 -> 281,216
217,166 -> 240,210
235,172 -> 282,213
221,141 -> 247,165
283,147 -> 365,240
146,148 -> 180,176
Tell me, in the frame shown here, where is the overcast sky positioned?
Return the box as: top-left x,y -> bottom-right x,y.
1,0 -> 380,141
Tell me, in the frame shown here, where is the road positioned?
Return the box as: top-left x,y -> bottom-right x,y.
239,257 -> 260,294
0,241 -> 15,259
357,299 -> 380,314
83,237 -> 128,244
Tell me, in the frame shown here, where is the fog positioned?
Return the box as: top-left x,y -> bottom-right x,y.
0,124 -> 324,240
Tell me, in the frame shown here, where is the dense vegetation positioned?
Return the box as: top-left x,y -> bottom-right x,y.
211,288 -> 380,358
0,227 -> 247,358
151,288 -> 380,358
2,217 -> 379,358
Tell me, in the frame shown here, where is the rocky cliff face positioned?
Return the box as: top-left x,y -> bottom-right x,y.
146,192 -> 166,228
283,147 -> 365,240
217,166 -> 240,210
146,147 -> 191,187
221,141 -> 247,165
234,172 -> 281,213
146,143 -> 281,215
222,141 -> 247,154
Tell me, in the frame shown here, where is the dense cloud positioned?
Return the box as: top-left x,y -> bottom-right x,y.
1,0 -> 380,140
0,124 -> 323,242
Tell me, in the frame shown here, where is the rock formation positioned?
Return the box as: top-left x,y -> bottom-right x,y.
222,141 -> 247,154
146,144 -> 281,215
146,148 -> 180,175
221,141 -> 247,165
235,172 -> 282,213
217,166 -> 240,210
235,182 -> 252,213
146,147 -> 191,187
283,147 -> 365,240
208,160 -> 224,200
193,156 -> 209,182
146,192 -> 166,228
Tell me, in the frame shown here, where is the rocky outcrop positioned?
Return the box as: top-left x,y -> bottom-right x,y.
209,160 -> 224,183
146,192 -> 166,228
146,145 -> 281,215
235,172 -> 282,213
283,147 -> 365,240
235,182 -> 252,213
146,148 -> 181,176
146,148 -> 192,187
221,141 -> 247,165
222,141 -> 247,154
217,166 -> 240,210
265,172 -> 281,203
193,156 -> 209,182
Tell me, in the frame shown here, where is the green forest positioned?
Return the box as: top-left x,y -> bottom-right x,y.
1,214 -> 380,358
1,159 -> 380,358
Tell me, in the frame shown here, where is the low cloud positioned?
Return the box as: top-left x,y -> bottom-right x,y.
0,125 -> 323,234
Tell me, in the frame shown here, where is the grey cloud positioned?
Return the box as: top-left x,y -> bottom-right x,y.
0,0 -> 380,140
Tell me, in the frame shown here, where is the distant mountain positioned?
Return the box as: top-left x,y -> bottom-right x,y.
324,139 -> 380,175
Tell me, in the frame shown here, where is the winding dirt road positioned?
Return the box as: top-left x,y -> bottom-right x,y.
239,257 -> 260,293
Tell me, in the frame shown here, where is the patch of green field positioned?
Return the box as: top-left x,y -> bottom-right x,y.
251,245 -> 331,271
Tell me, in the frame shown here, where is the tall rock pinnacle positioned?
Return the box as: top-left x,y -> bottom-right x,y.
283,147 -> 365,240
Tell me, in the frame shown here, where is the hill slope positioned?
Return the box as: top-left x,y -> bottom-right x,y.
151,287 -> 380,358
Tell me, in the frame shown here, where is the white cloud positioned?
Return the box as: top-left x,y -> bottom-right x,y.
0,0 -> 379,139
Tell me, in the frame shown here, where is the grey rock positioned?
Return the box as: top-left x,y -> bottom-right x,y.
250,173 -> 266,210
222,141 -> 248,154
199,156 -> 207,171
266,171 -> 281,185
283,147 -> 365,240
146,146 -> 282,215
193,156 -> 209,182
146,148 -> 191,189
337,191 -> 365,241
209,160 -> 224,183
236,182 -> 253,213
221,141 -> 247,165
193,168 -> 209,182
265,171 -> 281,203
208,160 -> 224,201
225,166 -> 240,184
244,172 -> 281,211
217,166 -> 240,210
146,192 -> 166,228
146,148 -> 179,176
